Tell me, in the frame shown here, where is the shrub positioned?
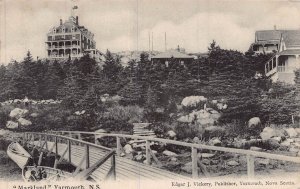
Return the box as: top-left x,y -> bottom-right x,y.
105,105 -> 144,123
174,122 -> 204,140
98,117 -> 133,133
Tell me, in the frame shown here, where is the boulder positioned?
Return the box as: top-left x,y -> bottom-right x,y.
260,127 -> 276,140
272,136 -> 282,143
193,137 -> 200,143
30,113 -> 38,118
285,128 -> 298,138
227,160 -> 239,166
17,118 -> 32,126
281,139 -> 293,147
162,150 -> 178,157
250,146 -> 263,152
170,157 -> 178,162
167,130 -> 176,138
198,153 -> 215,158
181,96 -> 207,107
248,117 -> 261,129
9,108 -> 28,119
124,144 -> 134,154
6,121 -> 18,129
181,162 -> 192,173
209,138 -> 221,146
265,139 -> 280,150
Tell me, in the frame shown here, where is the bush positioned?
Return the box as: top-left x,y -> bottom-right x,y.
105,105 -> 144,123
147,122 -> 171,137
0,105 -> 11,129
98,117 -> 133,133
174,122 -> 204,140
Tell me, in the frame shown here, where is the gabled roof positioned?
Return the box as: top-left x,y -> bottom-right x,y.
255,30 -> 284,42
281,30 -> 300,48
152,50 -> 194,59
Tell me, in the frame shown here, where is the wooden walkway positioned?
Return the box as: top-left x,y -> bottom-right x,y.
25,133 -> 190,182
23,131 -> 300,181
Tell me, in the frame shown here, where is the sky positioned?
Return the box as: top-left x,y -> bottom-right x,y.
1,0 -> 300,64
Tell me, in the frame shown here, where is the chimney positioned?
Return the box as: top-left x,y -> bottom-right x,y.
76,16 -> 79,25
177,45 -> 180,52
60,19 -> 62,25
274,25 -> 277,30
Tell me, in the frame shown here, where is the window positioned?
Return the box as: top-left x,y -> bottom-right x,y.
181,60 -> 184,65
53,28 -> 56,33
62,27 -> 65,33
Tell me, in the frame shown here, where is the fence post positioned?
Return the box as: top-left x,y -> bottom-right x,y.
94,134 -> 98,145
146,140 -> 151,165
68,139 -> 71,163
23,133 -> 26,146
247,154 -> 255,178
85,144 -> 90,169
116,137 -> 121,156
191,147 -> 198,178
111,154 -> 116,180
54,136 -> 58,157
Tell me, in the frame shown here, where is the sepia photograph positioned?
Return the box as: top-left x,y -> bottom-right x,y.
0,0 -> 300,188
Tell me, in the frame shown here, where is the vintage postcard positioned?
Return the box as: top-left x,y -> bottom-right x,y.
0,0 -> 300,188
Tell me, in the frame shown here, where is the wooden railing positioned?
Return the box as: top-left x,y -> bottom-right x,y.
23,132 -> 116,181
47,130 -> 300,179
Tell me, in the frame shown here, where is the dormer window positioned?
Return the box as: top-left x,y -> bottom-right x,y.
71,26 -> 75,32
53,28 -> 57,33
62,27 -> 65,33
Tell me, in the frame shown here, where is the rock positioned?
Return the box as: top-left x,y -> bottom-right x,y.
181,162 -> 192,173
163,150 -> 178,157
151,150 -> 157,154
135,154 -> 144,161
289,147 -> 299,153
260,127 -> 276,140
0,129 -> 9,136
170,157 -> 177,162
124,144 -> 134,154
17,118 -> 32,126
272,136 -> 282,142
181,96 -> 207,107
193,137 -> 200,143
9,108 -> 28,119
198,153 -> 215,158
209,138 -> 221,146
274,129 -> 287,137
167,130 -> 176,138
227,160 -> 239,166
95,129 -> 107,133
281,140 -> 292,147
248,117 -> 261,129
285,128 -> 298,138
120,152 -> 125,157
30,113 -> 38,118
265,139 -> 280,150
212,100 -> 218,104
250,146 -> 263,152
143,160 -> 148,164
6,121 -> 18,129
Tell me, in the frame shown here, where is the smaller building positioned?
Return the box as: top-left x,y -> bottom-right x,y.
264,30 -> 300,84
151,47 -> 194,67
